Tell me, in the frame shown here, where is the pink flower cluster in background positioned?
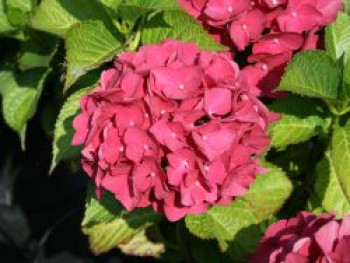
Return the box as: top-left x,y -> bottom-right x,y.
179,0 -> 342,97
72,40 -> 278,221
252,212 -> 350,263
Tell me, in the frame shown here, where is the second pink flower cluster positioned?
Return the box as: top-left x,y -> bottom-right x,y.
179,0 -> 342,97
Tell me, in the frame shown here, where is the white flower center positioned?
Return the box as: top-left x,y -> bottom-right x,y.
261,64 -> 268,71
182,160 -> 189,168
202,136 -> 208,141
179,84 -> 185,90
129,121 -> 135,126
291,11 -> 298,17
227,6 -> 233,13
241,24 -> 248,30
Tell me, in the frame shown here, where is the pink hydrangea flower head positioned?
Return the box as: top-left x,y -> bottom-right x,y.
251,212 -> 350,263
73,40 -> 276,221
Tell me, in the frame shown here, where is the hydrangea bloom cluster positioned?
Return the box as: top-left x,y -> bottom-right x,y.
252,212 -> 350,263
179,0 -> 342,97
72,40 -> 277,221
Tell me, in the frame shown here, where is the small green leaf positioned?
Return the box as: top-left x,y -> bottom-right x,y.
142,11 -> 227,51
51,87 -> 92,173
342,48 -> 350,100
0,0 -> 16,34
315,153 -> 350,217
31,0 -> 109,37
344,0 -> 350,14
185,163 -> 292,262
269,96 -> 330,149
329,116 -> 350,206
118,229 -> 165,257
18,36 -> 59,71
118,0 -> 181,23
98,0 -> 122,15
1,68 -> 49,132
277,51 -> 340,100
325,12 -> 350,61
6,0 -> 34,27
65,20 -> 123,91
82,184 -> 162,255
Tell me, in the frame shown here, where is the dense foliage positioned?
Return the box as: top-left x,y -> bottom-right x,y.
1,0 -> 350,262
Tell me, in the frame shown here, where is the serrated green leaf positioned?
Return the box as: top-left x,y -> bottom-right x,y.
65,20 -> 123,91
185,163 -> 292,262
82,184 -> 162,255
50,87 -> 92,173
241,163 -> 293,221
31,0 -> 108,37
277,51 -> 340,100
325,12 -> 350,61
1,68 -> 49,132
118,229 -> 165,257
141,11 -> 227,51
330,117 -> 350,205
315,153 -> 350,217
269,96 -> 329,149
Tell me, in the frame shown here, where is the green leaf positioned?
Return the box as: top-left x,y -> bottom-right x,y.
0,0 -> 16,34
141,11 -> 227,51
344,0 -> 350,14
1,68 -> 49,132
98,0 -> 122,15
18,36 -> 59,71
65,20 -> 123,91
269,96 -> 330,149
50,87 -> 92,173
99,0 -> 122,9
342,47 -> 350,100
31,0 -> 109,37
325,12 -> 350,61
118,229 -> 165,257
0,69 -> 16,96
185,163 -> 292,262
82,184 -> 162,255
277,51 -> 340,100
315,153 -> 350,217
329,116 -> 350,207
118,0 -> 181,23
120,0 -> 180,11
6,0 -> 34,27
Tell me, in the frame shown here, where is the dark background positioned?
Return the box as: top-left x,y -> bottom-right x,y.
0,104 -> 155,263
